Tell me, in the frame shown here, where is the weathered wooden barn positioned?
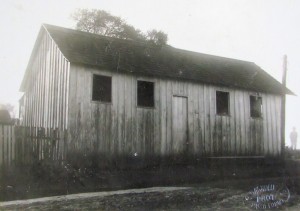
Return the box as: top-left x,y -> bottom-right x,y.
19,24 -> 292,157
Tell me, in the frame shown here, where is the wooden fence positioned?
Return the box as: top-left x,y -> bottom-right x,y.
0,124 -> 67,167
0,124 -> 15,167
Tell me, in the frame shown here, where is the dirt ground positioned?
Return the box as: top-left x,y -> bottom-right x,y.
1,180 -> 300,210
1,156 -> 300,210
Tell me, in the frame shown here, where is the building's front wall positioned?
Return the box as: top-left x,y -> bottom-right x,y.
68,64 -> 282,157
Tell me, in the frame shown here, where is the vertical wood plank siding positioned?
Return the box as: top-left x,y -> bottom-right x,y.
23,32 -> 70,130
68,65 -> 282,156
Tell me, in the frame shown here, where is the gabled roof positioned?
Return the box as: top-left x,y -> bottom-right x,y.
22,24 -> 293,95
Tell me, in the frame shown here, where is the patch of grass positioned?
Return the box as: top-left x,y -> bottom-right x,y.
285,147 -> 300,159
0,153 -> 300,201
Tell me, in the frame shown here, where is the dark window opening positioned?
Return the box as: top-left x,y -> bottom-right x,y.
216,91 -> 229,115
250,96 -> 262,118
92,75 -> 112,103
137,80 -> 154,107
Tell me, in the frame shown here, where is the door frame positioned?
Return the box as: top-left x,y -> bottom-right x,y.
171,95 -> 189,154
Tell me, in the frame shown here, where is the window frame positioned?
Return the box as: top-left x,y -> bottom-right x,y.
91,74 -> 112,104
136,80 -> 155,109
216,90 -> 230,116
250,95 -> 263,118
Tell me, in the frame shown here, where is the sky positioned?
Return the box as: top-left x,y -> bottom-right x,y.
0,0 -> 299,147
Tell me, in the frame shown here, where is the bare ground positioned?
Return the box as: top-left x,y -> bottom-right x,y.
1,181 -> 300,210
1,157 -> 300,210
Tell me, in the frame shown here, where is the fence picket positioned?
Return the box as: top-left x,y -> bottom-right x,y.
8,125 -> 12,165
12,126 -> 15,163
0,125 -> 3,165
4,125 -> 8,166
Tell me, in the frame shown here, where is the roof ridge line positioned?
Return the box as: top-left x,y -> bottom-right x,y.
43,23 -> 254,64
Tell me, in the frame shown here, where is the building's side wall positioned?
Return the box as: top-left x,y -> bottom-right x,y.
68,65 -> 282,157
22,31 -> 70,130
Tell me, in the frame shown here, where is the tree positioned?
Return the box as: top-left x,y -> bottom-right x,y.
146,29 -> 168,46
4,103 -> 15,118
0,103 -> 14,123
71,9 -> 168,45
118,24 -> 145,41
71,9 -> 123,37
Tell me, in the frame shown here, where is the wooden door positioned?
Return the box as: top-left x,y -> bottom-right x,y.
172,96 -> 188,154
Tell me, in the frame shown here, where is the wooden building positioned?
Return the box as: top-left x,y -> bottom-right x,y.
19,24 -> 293,157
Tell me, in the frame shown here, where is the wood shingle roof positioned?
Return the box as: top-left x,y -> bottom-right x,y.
24,24 -> 293,95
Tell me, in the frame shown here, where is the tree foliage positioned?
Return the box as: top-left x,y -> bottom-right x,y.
146,29 -> 168,46
72,9 -> 168,45
0,103 -> 14,122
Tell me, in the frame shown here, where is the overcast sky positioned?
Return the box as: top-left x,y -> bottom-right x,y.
0,0 -> 299,146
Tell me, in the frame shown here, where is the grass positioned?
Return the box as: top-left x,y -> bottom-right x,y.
0,151 -> 300,202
